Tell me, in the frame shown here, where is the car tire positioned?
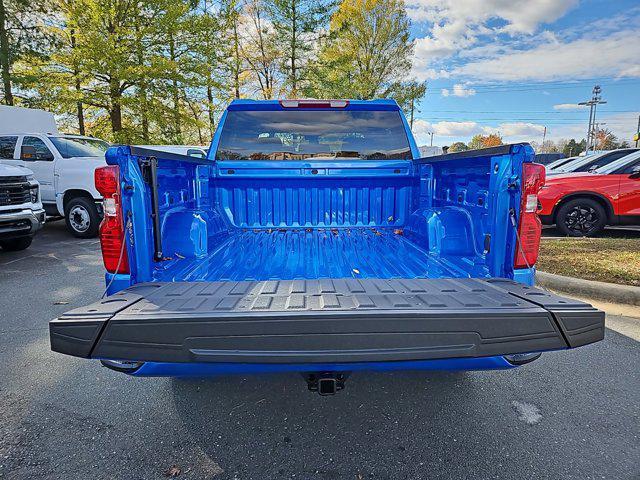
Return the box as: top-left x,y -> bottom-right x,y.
65,197 -> 100,238
0,236 -> 33,251
556,198 -> 607,237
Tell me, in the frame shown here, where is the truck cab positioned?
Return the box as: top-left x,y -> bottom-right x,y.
0,133 -> 109,237
49,99 -> 604,394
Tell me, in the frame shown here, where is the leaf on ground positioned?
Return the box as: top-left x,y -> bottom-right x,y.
164,465 -> 181,477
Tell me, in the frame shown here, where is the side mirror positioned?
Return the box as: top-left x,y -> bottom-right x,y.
20,145 -> 37,160
630,165 -> 640,179
187,148 -> 206,159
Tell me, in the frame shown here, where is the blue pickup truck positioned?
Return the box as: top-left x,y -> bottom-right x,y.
50,99 -> 604,395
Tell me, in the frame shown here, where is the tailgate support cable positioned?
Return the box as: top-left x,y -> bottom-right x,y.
140,156 -> 163,262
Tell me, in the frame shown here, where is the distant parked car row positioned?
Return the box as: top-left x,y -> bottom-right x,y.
546,148 -> 638,176
539,149 -> 640,236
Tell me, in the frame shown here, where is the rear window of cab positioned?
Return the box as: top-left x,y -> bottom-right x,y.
216,110 -> 413,161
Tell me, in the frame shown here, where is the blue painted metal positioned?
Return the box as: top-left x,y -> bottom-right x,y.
225,98 -> 401,112
513,267 -> 535,286
96,100 -> 547,376
129,355 -> 517,377
104,272 -> 131,295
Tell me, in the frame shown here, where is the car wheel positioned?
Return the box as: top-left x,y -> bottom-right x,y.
556,198 -> 606,237
0,236 -> 33,251
65,197 -> 100,238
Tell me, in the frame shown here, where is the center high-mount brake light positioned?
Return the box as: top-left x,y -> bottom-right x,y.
279,99 -> 349,108
95,165 -> 129,274
514,162 -> 545,269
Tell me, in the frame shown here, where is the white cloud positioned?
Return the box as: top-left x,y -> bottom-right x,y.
410,67 -> 451,81
407,0 -> 578,36
409,0 -> 579,76
441,84 -> 476,97
545,111 -> 640,144
479,122 -> 547,143
553,103 -> 588,110
458,29 -> 640,81
412,112 -> 640,147
413,118 -> 550,145
413,119 -> 480,138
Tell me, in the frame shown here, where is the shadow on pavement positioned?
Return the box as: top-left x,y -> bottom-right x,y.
168,370 -> 503,478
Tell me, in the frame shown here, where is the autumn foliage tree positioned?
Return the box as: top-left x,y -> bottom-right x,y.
468,133 -> 503,150
6,0 -> 426,144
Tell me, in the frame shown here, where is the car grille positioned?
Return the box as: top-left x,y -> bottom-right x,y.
0,176 -> 31,207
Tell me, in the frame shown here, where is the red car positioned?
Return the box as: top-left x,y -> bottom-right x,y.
538,151 -> 640,236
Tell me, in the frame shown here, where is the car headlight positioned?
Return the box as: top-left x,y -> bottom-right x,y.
26,174 -> 34,181
30,185 -> 39,203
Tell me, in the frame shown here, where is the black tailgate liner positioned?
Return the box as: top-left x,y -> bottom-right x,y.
50,278 -> 604,363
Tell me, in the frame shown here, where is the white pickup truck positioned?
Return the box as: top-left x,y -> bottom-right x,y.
0,163 -> 45,251
0,133 -> 109,237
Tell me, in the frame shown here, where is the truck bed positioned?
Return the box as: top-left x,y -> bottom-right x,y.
152,228 -> 489,282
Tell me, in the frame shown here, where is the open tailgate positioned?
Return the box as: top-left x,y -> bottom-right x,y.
50,278 -> 604,364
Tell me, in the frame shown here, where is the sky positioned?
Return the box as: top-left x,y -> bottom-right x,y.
406,0 -> 640,148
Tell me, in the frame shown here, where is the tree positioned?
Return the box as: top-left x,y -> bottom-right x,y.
306,0 -> 413,99
448,141 -> 468,153
595,128 -> 627,150
239,0 -> 281,99
389,80 -> 426,128
0,0 -> 51,104
266,0 -> 334,96
468,133 -> 503,150
563,138 -> 585,157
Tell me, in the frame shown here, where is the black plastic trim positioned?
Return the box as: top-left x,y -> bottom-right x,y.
50,278 -> 604,364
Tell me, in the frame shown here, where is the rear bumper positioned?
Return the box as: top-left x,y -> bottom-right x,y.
120,355 -> 519,376
50,278 -> 605,368
0,208 -> 46,239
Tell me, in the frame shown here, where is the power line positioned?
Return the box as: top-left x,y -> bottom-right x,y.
430,78 -> 640,95
437,76 -> 640,89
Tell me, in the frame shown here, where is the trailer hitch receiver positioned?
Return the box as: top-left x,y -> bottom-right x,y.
304,372 -> 349,395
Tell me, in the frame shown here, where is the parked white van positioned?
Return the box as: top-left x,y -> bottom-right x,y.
0,133 -> 109,237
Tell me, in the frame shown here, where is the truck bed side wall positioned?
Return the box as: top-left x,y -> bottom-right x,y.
107,143 -> 531,288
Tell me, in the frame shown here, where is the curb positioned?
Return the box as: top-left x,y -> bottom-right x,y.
536,271 -> 640,307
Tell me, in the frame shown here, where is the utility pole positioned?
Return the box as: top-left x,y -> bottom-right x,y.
635,115 -> 640,148
541,126 -> 547,152
428,131 -> 434,147
578,85 -> 606,154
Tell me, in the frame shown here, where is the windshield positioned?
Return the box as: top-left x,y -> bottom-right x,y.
595,150 -> 640,174
49,136 -> 109,158
572,150 -> 638,172
216,110 -> 412,160
546,156 -> 577,170
551,153 -> 609,173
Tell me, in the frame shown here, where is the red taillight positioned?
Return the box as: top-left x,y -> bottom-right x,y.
514,162 -> 545,269
95,166 -> 129,274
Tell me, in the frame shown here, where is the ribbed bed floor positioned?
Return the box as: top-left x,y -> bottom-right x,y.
153,228 -> 489,282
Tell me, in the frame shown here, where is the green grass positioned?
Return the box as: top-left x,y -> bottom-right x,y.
538,237 -> 640,286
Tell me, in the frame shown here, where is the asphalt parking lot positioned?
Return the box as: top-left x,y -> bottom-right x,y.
1,220 -> 639,480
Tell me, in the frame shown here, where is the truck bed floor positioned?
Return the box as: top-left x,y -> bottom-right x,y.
153,228 -> 488,282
